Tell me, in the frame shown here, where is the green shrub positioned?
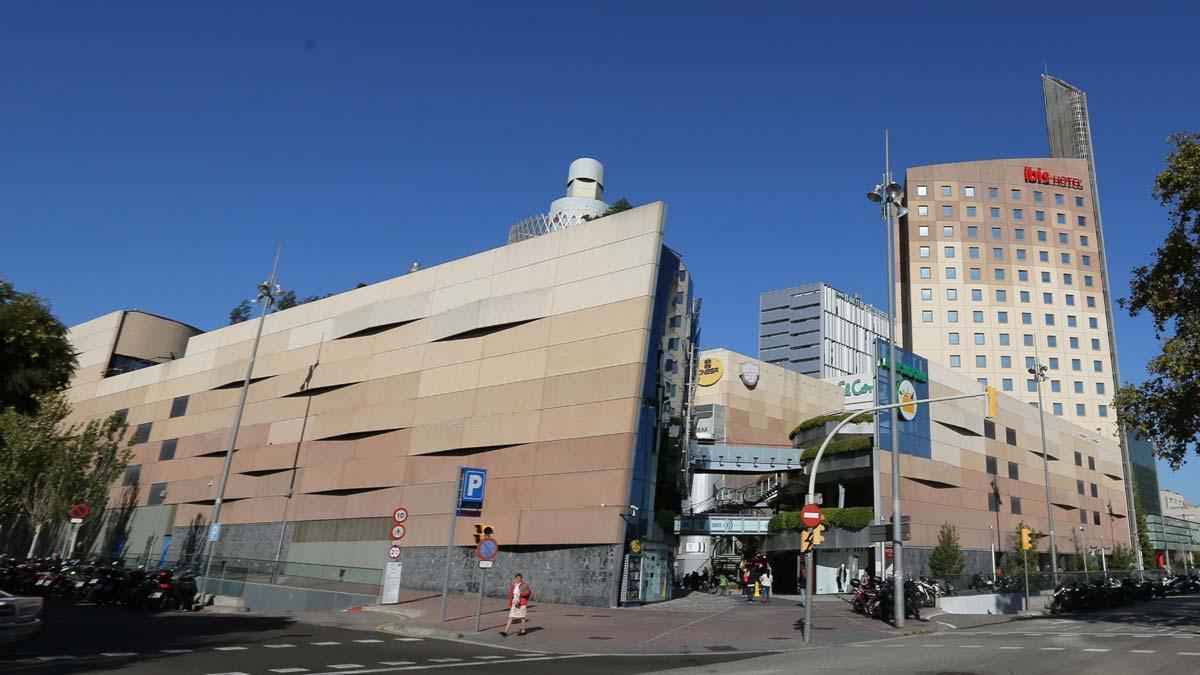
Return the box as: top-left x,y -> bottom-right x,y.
788,411 -> 874,440
798,435 -> 872,461
768,506 -> 874,532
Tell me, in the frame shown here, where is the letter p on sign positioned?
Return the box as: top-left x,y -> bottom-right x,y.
460,467 -> 488,505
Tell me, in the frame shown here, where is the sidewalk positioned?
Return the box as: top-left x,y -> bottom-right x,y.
355,589 -> 942,655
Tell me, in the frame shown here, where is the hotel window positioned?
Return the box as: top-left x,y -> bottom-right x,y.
1084,275 -> 1094,287
946,267 -> 958,279
1006,427 -> 1018,445
988,493 -> 1000,512
158,438 -> 178,462
969,246 -> 980,259
1076,403 -> 1086,417
947,288 -> 958,300
1075,196 -> 1084,207
1068,315 -> 1079,328
1018,269 -> 1029,281
1036,210 -> 1045,221
170,395 -> 189,418
1071,358 -> 1082,371
1091,338 -> 1100,350
1034,190 -> 1044,202
1065,294 -> 1075,306
964,186 -> 976,197
1013,208 -> 1024,220
966,205 -> 977,217
1027,379 -> 1037,392
1061,252 -> 1071,264
1099,404 -> 1109,417
997,311 -> 1009,323
990,227 -> 1001,239
1069,336 -> 1079,349
971,288 -> 983,301
1049,357 -> 1059,369
1039,251 -> 1049,262
968,226 -> 979,237
1077,510 -> 1088,524
1041,271 -> 1051,282
1063,273 -> 1073,285
123,465 -> 141,487
1074,381 -> 1084,393
1096,382 -> 1105,395
917,205 -> 929,216
1015,228 -> 1025,240
1057,212 -> 1066,224
948,310 -> 961,323
1043,292 -> 1053,304
944,246 -> 955,258
1011,189 -> 1021,200
996,289 -> 1007,301
921,288 -> 932,301
941,185 -> 952,197
976,355 -> 987,367
1021,312 -> 1032,325
948,332 -> 960,345
917,185 -> 928,196
986,456 -> 998,475
1055,193 -> 1064,205
989,187 -> 999,198
942,205 -> 954,217
1002,378 -> 1014,391
1045,314 -> 1055,326
920,267 -> 932,279
1086,296 -> 1096,308
919,246 -> 930,258
1058,232 -> 1069,244
1037,230 -> 1047,242
999,333 -> 1010,345
1051,379 -> 1061,392
919,225 -> 929,236
1082,255 -> 1091,266
977,377 -> 988,386
1078,215 -> 1087,227
1008,461 -> 1020,481
950,354 -> 961,367
1000,355 -> 1011,368
990,207 -> 1000,218
1023,334 -> 1034,346
1088,455 -> 1095,470
1093,511 -> 1102,526
1093,360 -> 1103,372
969,267 -> 980,280
994,268 -> 1005,281
1088,317 -> 1098,328
974,332 -> 985,345
1047,335 -> 1058,347
132,423 -> 152,445
992,247 -> 1003,260
921,310 -> 933,323
1080,235 -> 1089,247
943,225 -> 954,236
1053,402 -> 1063,416
1077,479 -> 1085,493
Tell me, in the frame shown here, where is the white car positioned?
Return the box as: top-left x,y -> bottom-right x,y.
0,590 -> 43,643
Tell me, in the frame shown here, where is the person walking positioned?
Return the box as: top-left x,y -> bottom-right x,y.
718,573 -> 728,596
797,560 -> 808,607
837,563 -> 846,593
760,568 -> 773,603
500,573 -> 532,637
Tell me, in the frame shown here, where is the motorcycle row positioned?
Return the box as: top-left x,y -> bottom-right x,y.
0,555 -> 200,611
849,576 -> 952,623
1048,573 -> 1200,614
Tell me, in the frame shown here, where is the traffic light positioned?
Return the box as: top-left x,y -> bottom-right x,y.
800,529 -> 813,553
811,522 -> 827,547
1020,526 -> 1032,551
985,386 -> 998,419
474,523 -> 494,543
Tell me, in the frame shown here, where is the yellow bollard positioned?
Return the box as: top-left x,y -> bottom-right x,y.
754,582 -> 761,598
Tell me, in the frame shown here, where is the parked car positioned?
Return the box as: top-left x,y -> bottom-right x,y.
0,590 -> 43,643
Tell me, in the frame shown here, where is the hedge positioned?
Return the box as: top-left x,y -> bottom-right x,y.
798,434 -> 873,461
768,506 -> 875,532
788,411 -> 874,440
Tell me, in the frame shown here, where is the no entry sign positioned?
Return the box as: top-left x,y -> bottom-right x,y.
801,503 -> 822,528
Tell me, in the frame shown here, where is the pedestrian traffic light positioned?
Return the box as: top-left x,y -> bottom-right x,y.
474,523 -> 494,543
985,386 -> 998,419
811,522 -> 827,547
1020,526 -> 1032,551
800,529 -> 813,553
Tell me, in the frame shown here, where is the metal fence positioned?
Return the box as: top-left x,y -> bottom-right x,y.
920,569 -> 1165,597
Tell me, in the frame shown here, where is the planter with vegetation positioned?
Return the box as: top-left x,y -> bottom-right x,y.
768,506 -> 874,532
788,411 -> 874,441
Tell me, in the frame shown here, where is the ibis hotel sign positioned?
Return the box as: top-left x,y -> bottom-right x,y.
1024,166 -> 1084,191
874,338 -> 932,460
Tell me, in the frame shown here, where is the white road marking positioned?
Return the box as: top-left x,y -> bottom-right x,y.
392,638 -> 422,642
304,654 -> 593,674
472,656 -> 505,659
36,657 -> 74,661
1083,648 -> 1109,652
265,644 -> 297,648
162,649 -> 193,654
327,666 -> 364,670
1130,650 -> 1156,654
204,672 -> 250,675
313,641 -> 342,646
1179,652 -> 1200,656
271,670 -> 310,674
428,658 -> 463,663
101,652 -> 138,657
997,646 -> 1022,650
921,644 -> 945,647
355,639 -> 384,643
1040,647 -> 1065,651
958,645 -> 981,648
214,646 -> 248,651
378,663 -> 415,667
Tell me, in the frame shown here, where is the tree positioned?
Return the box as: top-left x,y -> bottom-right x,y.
1133,487 -> 1155,567
1107,543 -> 1136,571
1114,132 -> 1200,469
228,289 -> 338,325
228,300 -> 252,325
0,392 -> 131,557
0,278 -> 76,414
927,523 -> 966,577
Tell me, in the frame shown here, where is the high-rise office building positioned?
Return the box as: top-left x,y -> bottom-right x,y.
759,282 -> 890,379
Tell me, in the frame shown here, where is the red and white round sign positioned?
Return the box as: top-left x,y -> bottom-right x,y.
388,545 -> 402,560
392,507 -> 408,524
801,503 -> 822,528
391,524 -> 407,540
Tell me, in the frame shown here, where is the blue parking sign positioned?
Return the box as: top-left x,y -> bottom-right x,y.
459,467 -> 487,509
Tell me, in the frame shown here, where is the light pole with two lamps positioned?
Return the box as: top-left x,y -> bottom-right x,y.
1028,360 -> 1060,585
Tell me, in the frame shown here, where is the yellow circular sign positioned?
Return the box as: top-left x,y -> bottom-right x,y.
630,539 -> 643,553
696,357 -> 724,387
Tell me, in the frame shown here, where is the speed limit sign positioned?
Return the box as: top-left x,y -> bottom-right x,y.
388,545 -> 402,560
391,524 -> 406,540
392,507 -> 408,524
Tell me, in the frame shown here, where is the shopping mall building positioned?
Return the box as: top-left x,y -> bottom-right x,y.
64,160 -> 697,607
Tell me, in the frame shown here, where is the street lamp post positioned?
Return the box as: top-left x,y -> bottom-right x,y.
1079,526 -> 1090,582
197,251 -> 284,605
867,132 -> 909,628
1028,361 -> 1059,585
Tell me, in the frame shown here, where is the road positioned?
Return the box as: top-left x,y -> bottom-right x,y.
0,600 -> 758,674
657,594 -> 1200,674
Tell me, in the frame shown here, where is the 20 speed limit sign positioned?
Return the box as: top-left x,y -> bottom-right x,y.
388,545 -> 402,560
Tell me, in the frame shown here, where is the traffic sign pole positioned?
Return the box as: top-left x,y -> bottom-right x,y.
474,560 -> 486,633
440,468 -> 464,622
473,537 -> 497,633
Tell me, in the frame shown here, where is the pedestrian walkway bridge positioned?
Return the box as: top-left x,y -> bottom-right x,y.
690,443 -> 805,473
674,513 -> 772,536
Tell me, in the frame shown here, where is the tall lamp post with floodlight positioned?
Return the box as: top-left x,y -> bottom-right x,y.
1028,360 -> 1060,585
867,138 -> 908,628
197,252 -> 284,605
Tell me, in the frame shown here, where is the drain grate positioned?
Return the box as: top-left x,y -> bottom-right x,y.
705,645 -> 737,652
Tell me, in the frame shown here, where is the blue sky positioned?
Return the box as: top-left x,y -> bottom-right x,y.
2,3 -> 1197,501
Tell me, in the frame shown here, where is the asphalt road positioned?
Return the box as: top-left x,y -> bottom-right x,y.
0,600 -> 759,675
657,594 -> 1200,674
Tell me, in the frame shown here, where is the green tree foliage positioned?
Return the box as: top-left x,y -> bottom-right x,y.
0,393 -> 131,556
928,523 -> 966,576
1005,521 -> 1045,575
1115,132 -> 1200,469
583,198 -> 634,221
0,278 -> 76,414
788,411 -> 875,440
228,288 -> 352,325
1133,487 -> 1155,567
768,507 -> 874,532
1106,543 -> 1137,571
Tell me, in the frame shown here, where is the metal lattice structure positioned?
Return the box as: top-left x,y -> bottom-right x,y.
507,211 -> 589,244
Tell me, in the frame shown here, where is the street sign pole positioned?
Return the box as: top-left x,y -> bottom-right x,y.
474,562 -> 486,633
1022,549 -> 1030,612
440,467 -> 464,622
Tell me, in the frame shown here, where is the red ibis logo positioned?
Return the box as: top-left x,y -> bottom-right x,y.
1024,166 -> 1084,190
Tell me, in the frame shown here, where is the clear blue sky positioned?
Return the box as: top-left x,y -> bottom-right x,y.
2,3 -> 1197,500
